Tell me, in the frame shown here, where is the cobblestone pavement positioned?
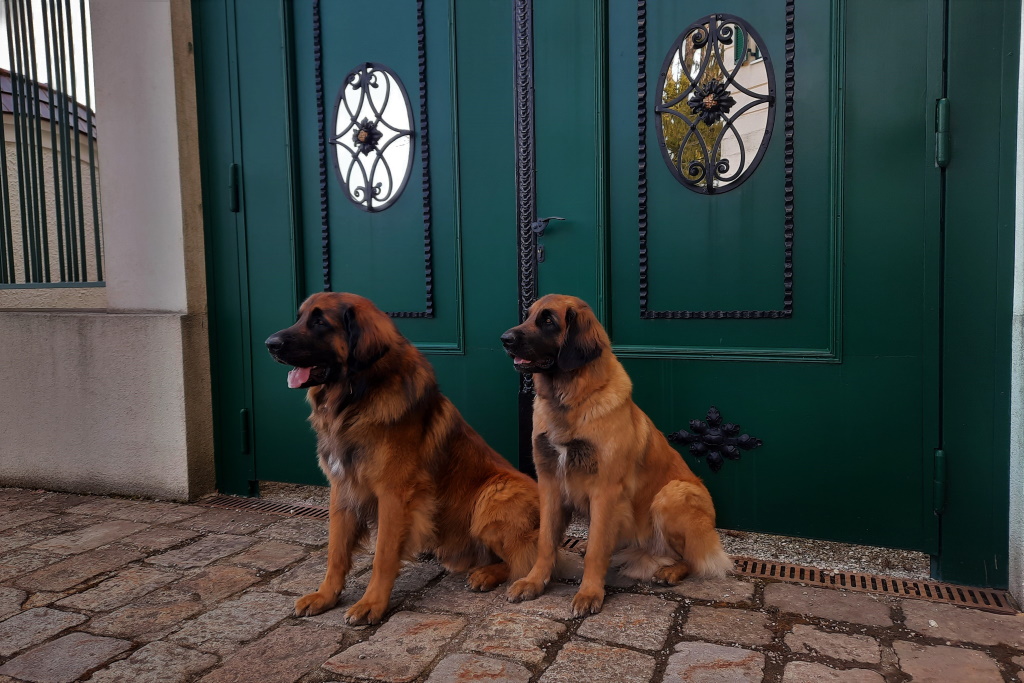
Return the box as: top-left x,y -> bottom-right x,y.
0,488 -> 1022,682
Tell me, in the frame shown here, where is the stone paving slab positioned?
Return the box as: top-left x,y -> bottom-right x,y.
901,599 -> 1024,648
764,583 -> 893,626
666,575 -> 756,604
0,487 -> 1021,683
198,623 -> 348,683
539,639 -> 657,683
146,534 -> 256,569
54,565 -> 179,612
665,642 -> 765,682
683,604 -> 773,646
322,611 -> 467,682
892,640 -> 1004,682
784,624 -> 881,663
0,632 -> 131,683
29,520 -> 150,555
426,653 -> 532,683
88,641 -> 219,683
0,608 -> 86,657
781,661 -> 885,682
461,610 -> 566,664
12,545 -> 142,592
577,592 -> 677,650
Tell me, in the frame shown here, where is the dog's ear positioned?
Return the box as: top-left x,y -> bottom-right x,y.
557,306 -> 602,371
342,304 -> 389,373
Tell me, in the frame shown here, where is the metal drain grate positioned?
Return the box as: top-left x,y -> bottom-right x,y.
199,494 -> 330,521
732,556 -> 1019,614
199,495 -> 1017,615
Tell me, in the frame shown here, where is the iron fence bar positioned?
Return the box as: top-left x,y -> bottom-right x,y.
52,0 -> 79,281
63,0 -> 86,281
79,0 -> 99,280
39,0 -> 66,281
25,0 -> 51,282
0,84 -> 9,283
8,0 -> 33,281
13,0 -> 39,282
19,0 -> 45,281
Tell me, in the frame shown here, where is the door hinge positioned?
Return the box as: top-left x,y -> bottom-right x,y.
935,98 -> 950,168
228,163 -> 240,212
932,448 -> 946,515
240,408 -> 251,454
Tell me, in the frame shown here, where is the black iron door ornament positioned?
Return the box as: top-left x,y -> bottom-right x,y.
654,14 -> 776,194
330,62 -> 414,212
669,406 -> 763,472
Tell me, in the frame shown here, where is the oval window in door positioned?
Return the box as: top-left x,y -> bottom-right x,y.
330,63 -> 414,212
655,15 -> 776,194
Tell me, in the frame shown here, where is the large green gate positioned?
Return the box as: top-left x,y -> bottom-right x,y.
193,0 -> 1018,587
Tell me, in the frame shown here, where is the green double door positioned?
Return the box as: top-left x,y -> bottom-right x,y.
195,0 -> 1015,586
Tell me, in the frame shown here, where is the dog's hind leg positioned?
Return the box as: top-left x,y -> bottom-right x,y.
295,485 -> 366,616
650,480 -> 732,583
470,474 -> 540,592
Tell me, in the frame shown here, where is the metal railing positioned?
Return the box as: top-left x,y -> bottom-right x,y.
1,0 -> 102,287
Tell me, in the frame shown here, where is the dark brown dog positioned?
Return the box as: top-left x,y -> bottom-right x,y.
266,292 -> 540,624
501,294 -> 731,617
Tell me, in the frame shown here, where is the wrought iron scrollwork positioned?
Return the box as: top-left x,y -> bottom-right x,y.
654,14 -> 776,194
330,63 -> 414,212
669,406 -> 763,472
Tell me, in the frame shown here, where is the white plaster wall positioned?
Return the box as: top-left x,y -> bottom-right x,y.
0,0 -> 213,500
0,313 -> 191,498
90,0 -> 186,313
1008,1 -> 1024,604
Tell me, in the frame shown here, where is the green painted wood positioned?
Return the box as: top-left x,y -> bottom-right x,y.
192,0 -> 255,495
938,0 -> 1019,587
195,0 -> 1017,584
604,0 -> 942,551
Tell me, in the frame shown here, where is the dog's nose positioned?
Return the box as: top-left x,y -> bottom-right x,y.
500,330 -> 517,349
265,334 -> 284,354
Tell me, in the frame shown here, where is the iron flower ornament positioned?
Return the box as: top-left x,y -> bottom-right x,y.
669,406 -> 762,472
688,80 -> 736,126
352,118 -> 383,155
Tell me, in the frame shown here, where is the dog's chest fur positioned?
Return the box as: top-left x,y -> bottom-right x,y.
534,432 -> 597,476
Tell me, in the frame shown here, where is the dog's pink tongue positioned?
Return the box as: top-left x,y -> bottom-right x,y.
287,367 -> 312,389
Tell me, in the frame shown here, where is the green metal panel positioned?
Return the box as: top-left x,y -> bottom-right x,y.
938,0 -> 1019,587
604,0 -> 943,551
193,0 -> 255,495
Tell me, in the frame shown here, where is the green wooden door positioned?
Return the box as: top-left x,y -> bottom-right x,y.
195,0 -> 525,494
196,0 -> 1015,586
530,0 -> 943,555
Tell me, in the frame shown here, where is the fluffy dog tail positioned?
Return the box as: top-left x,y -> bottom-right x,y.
653,480 -> 733,578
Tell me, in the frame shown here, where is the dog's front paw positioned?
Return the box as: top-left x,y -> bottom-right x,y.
344,597 -> 388,625
294,590 -> 338,617
570,586 -> 605,617
506,577 -> 546,602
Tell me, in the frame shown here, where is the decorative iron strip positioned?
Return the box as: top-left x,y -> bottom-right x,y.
312,0 -> 434,317
514,0 -> 538,324
313,0 -> 330,292
513,0 -> 537,473
637,0 -> 795,319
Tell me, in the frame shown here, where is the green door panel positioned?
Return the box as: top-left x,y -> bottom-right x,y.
603,0 -> 942,551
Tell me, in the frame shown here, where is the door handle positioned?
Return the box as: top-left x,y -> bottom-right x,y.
531,216 -> 565,263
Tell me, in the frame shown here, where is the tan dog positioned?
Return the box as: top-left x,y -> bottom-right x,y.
266,292 -> 540,624
501,294 -> 731,617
